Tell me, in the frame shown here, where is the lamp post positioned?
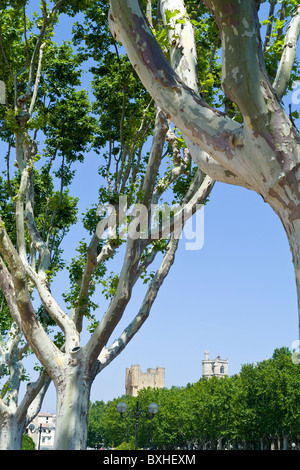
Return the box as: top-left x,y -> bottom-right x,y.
28,423 -> 53,450
117,400 -> 158,450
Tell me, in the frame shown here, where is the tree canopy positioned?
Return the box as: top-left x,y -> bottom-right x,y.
87,348 -> 300,450
0,0 -> 213,449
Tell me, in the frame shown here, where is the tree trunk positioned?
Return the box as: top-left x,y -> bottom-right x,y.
0,412 -> 25,450
53,351 -> 97,450
108,0 -> 300,339
53,373 -> 91,450
266,183 -> 300,341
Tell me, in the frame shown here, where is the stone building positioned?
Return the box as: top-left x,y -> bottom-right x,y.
202,350 -> 228,378
125,365 -> 165,396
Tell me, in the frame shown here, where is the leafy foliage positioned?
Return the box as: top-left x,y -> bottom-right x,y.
87,348 -> 300,450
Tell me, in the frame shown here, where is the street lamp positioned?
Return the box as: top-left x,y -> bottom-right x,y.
28,423 -> 53,450
117,400 -> 158,450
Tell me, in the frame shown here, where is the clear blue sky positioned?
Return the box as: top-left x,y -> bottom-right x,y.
2,4 -> 300,413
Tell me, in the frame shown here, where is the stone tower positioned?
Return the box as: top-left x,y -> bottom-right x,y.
202,351 -> 228,378
125,365 -> 165,396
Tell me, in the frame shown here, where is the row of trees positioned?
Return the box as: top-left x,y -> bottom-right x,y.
87,348 -> 300,450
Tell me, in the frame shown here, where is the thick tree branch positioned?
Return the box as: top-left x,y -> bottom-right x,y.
5,325 -> 24,408
160,0 -> 199,94
203,0 -> 273,130
21,371 -> 51,425
0,322 -> 23,411
24,263 -> 79,352
273,5 -> 300,99
75,102 -> 168,351
141,106 -> 169,208
29,42 -> 46,116
159,0 -> 253,189
0,256 -> 22,327
71,235 -> 115,333
156,0 -> 298,199
0,220 -> 64,377
14,158 -> 28,262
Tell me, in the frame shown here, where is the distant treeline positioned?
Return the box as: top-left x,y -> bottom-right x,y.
87,347 -> 300,450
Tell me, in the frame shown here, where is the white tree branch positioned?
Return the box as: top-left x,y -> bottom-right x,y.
108,0 -> 242,174
22,371 -> 51,424
99,172 -> 214,370
25,169 -> 51,277
0,255 -> 22,327
29,42 -> 46,116
273,5 -> 300,99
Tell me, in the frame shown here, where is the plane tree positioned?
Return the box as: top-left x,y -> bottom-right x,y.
0,0 -> 214,449
0,0 -> 89,449
108,0 -> 300,340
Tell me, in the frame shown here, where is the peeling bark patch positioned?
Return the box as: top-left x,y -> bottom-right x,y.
204,129 -> 235,160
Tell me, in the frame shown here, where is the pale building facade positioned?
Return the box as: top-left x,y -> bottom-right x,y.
125,365 -> 165,396
202,350 -> 228,378
27,412 -> 56,450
